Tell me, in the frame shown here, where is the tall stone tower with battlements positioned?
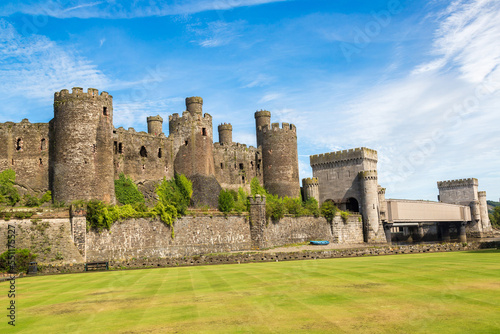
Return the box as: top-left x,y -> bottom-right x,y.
309,147 -> 385,243
52,88 -> 116,204
258,121 -> 300,199
437,178 -> 493,237
169,97 -> 215,177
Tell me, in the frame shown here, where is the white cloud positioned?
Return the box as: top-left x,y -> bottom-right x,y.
296,0 -> 500,200
0,19 -> 110,120
0,0 -> 289,19
191,20 -> 244,48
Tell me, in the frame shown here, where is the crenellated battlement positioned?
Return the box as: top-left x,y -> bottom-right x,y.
478,191 -> 487,198
359,170 -> 378,180
378,187 -> 386,195
54,87 -> 112,101
147,115 -> 163,123
302,177 -> 319,186
255,110 -> 271,118
437,178 -> 478,189
168,111 -> 212,123
310,147 -> 377,166
260,122 -> 296,134
218,123 -> 232,131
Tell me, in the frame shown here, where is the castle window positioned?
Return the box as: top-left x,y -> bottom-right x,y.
202,128 -> 207,136
158,148 -> 162,158
220,163 -> 224,169
257,164 -> 260,170
16,138 -> 22,151
185,140 -> 188,146
242,176 -> 245,183
114,141 -> 118,154
103,107 -> 108,116
140,146 -> 148,157
39,158 -> 43,166
239,163 -> 244,170
92,144 -> 97,153
40,138 -> 46,151
118,143 -> 123,154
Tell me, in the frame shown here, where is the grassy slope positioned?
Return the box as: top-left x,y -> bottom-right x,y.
1,250 -> 499,333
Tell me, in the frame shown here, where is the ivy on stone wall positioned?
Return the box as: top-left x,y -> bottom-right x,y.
114,173 -> 145,205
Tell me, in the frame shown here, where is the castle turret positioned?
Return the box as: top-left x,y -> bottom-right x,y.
52,87 -> 115,204
147,115 -> 163,136
255,110 -> 271,148
302,177 -> 319,202
170,97 -> 214,177
261,122 -> 300,198
378,186 -> 387,222
186,97 -> 203,115
218,123 -> 232,146
359,170 -> 385,243
478,191 -> 493,233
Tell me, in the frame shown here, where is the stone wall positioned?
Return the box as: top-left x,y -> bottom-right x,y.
0,119 -> 50,193
0,218 -> 84,263
85,215 -> 252,261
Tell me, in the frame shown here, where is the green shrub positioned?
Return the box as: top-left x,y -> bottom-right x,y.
0,249 -> 37,273
303,198 -> 320,217
250,177 -> 266,197
156,174 -> 192,216
321,201 -> 338,222
266,194 -> 285,221
40,191 -> 52,204
23,194 -> 40,207
114,173 -> 145,205
218,189 -> 234,213
490,206 -> 500,228
233,188 -> 249,213
0,169 -> 20,206
340,211 -> 350,223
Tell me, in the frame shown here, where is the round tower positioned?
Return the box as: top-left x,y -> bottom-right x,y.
147,115 -> 163,136
186,97 -> 203,115
218,123 -> 232,146
173,97 -> 214,177
261,123 -> 300,198
359,171 -> 385,243
302,177 -> 319,202
478,191 -> 492,232
52,87 -> 115,204
255,110 -> 271,147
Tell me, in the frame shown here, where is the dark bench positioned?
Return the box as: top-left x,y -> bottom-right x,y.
85,261 -> 109,271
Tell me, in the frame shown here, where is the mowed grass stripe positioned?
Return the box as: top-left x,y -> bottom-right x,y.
0,250 -> 499,333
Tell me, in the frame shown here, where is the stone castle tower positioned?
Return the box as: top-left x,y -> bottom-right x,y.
52,88 -> 116,204
302,177 -> 319,202
169,97 -> 215,178
257,120 -> 300,199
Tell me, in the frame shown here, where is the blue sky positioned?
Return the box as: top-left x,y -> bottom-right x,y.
0,0 -> 499,201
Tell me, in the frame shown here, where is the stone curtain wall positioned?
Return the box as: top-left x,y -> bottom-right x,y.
262,215 -> 364,249
86,216 -> 253,262
0,219 -> 84,263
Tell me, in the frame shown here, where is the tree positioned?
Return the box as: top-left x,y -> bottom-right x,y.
218,189 -> 234,213
489,206 -> 500,229
0,169 -> 20,206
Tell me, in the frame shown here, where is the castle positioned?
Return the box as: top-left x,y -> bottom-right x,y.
0,87 -> 494,246
0,87 -> 300,207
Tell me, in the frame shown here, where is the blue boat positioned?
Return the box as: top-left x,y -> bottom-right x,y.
310,240 -> 330,245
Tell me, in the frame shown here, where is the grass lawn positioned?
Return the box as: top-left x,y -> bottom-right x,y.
1,250 -> 499,333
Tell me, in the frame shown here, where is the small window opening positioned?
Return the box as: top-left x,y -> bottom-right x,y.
39,158 -> 43,166
118,143 -> 123,154
16,138 -> 22,151
242,176 -> 245,182
220,163 -> 224,169
40,138 -> 46,151
114,141 -> 118,154
185,140 -> 188,146
140,146 -> 148,157
239,163 -> 244,170
92,144 -> 97,153
11,159 -> 14,165
202,128 -> 207,136
142,164 -> 146,170
257,164 -> 260,170
158,148 -> 162,158
103,106 -> 108,116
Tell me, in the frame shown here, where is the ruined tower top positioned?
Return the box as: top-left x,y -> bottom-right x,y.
186,96 -> 203,115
